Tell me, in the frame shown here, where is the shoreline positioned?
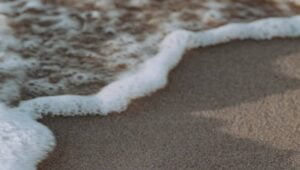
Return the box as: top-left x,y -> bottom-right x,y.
39,38 -> 300,169
1,1 -> 300,169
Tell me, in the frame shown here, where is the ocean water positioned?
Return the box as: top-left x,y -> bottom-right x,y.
1,1 -> 300,169
0,0 -> 299,104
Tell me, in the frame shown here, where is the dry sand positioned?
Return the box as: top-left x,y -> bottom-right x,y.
39,38 -> 300,170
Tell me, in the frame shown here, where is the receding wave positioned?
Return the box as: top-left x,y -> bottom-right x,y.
0,0 -> 300,169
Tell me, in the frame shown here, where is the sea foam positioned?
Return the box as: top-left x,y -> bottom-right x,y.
0,0 -> 300,169
18,15 -> 300,118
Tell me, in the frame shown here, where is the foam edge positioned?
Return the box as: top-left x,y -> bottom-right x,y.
18,15 -> 300,118
2,15 -> 300,170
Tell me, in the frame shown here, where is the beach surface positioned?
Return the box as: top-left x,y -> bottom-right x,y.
39,38 -> 300,169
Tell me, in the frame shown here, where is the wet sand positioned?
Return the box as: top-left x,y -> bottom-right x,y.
39,38 -> 300,170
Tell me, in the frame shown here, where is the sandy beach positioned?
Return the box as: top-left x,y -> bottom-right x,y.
39,38 -> 300,169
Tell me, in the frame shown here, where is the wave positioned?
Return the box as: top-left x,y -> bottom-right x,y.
1,0 -> 300,103
0,0 -> 300,169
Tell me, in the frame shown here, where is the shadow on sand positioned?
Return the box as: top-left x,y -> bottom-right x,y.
39,38 -> 300,169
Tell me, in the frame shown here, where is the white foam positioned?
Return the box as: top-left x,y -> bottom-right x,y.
0,15 -> 18,51
4,0 -> 297,102
1,2 -> 300,168
128,0 -> 150,7
18,15 -> 300,118
0,80 -> 21,104
0,10 -> 55,170
0,104 -> 55,170
22,0 -> 43,11
0,1 -> 16,14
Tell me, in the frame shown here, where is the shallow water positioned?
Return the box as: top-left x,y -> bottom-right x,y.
0,0 -> 299,104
